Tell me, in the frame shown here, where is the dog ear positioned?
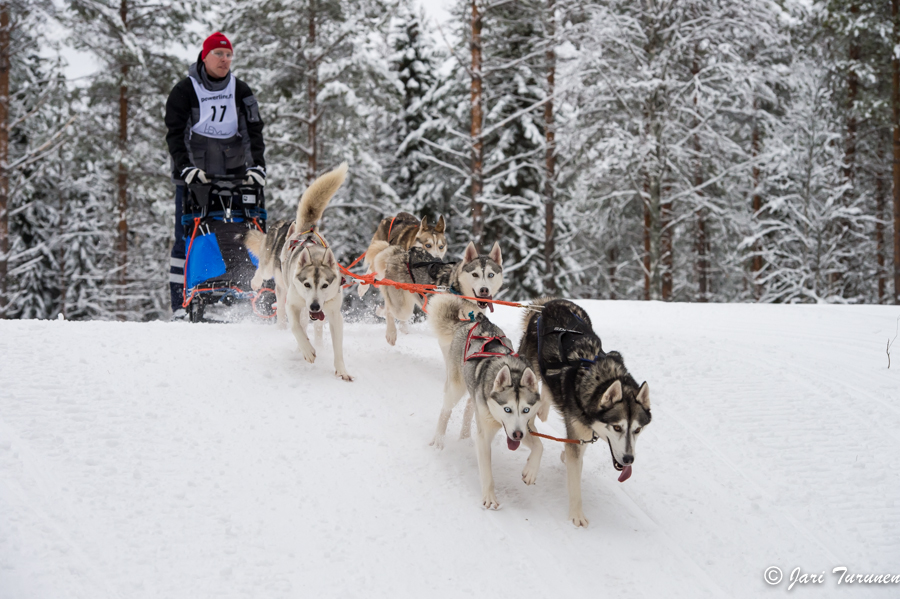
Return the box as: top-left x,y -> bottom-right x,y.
489,241 -> 502,266
636,382 -> 650,410
463,241 -> 478,264
323,247 -> 338,270
419,215 -> 428,231
435,215 -> 445,233
598,380 -> 622,410
492,364 -> 511,393
287,222 -> 296,238
297,247 -> 312,268
521,368 -> 539,393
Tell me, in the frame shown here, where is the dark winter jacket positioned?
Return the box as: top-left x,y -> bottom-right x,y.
165,56 -> 265,181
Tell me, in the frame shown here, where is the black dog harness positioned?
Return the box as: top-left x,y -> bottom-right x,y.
536,311 -> 605,377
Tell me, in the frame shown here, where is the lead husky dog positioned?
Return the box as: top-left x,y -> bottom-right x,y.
371,241 -> 504,345
429,294 -> 543,509
244,163 -> 353,381
518,298 -> 651,527
357,212 -> 447,297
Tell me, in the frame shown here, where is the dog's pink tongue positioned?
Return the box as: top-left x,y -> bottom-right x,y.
310,311 -> 325,321
618,465 -> 632,483
487,302 -> 494,312
507,437 -> 520,451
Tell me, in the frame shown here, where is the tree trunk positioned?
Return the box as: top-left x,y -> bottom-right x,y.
116,0 -> 129,319
643,185 -> 650,301
307,0 -> 317,185
470,0 -> 484,248
845,4 -> 860,182
893,0 -> 900,303
543,0 -> 556,293
608,246 -> 617,300
692,57 -> 708,302
876,144 -> 886,303
57,163 -> 67,318
660,189 -> 672,301
0,3 -> 9,317
751,99 -> 763,299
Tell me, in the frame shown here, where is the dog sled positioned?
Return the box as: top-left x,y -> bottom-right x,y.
181,173 -> 275,323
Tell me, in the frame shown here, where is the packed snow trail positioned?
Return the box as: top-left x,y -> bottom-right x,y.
1,301 -> 898,598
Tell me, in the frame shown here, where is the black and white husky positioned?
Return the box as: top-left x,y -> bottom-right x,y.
429,294 -> 544,510
244,163 -> 353,381
518,298 -> 651,527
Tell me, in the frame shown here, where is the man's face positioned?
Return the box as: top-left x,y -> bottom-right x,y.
203,48 -> 233,79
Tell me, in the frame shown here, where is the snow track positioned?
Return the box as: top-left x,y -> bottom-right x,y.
1,301 -> 898,597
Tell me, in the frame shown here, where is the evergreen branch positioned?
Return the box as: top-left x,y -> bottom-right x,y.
419,154 -> 470,179
417,137 -> 469,160
479,97 -> 549,141
8,116 -> 76,171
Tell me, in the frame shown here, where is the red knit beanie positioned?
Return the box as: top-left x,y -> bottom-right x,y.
201,32 -> 233,59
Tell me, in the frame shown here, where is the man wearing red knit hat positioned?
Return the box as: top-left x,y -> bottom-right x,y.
164,32 -> 267,319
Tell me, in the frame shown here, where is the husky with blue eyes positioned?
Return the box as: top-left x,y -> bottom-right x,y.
428,294 -> 544,510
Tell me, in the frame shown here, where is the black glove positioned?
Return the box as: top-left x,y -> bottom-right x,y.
181,166 -> 208,185
244,166 -> 266,187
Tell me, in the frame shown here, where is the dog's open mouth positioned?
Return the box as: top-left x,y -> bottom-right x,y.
309,310 -> 325,321
475,295 -> 494,312
506,436 -> 520,451
607,439 -> 632,483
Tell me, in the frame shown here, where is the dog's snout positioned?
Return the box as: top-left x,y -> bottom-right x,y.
479,287 -> 489,296
512,430 -> 524,441
310,302 -> 320,312
622,454 -> 634,465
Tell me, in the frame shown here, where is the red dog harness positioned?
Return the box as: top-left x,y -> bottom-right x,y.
463,322 -> 517,362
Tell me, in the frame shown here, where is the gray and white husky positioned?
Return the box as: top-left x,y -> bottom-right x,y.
429,294 -> 544,510
518,298 -> 651,527
244,163 -> 353,381
371,241 -> 504,345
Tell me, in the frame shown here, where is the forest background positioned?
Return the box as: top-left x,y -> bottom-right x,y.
1,0 -> 899,321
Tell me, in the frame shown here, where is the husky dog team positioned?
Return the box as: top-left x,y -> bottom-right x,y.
243,164 -> 652,527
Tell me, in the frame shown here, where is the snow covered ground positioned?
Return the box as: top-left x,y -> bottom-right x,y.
1,300 -> 898,598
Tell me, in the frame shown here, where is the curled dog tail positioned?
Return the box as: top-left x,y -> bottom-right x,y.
297,162 -> 348,231
428,294 -> 468,346
357,239 -> 391,298
244,229 -> 266,257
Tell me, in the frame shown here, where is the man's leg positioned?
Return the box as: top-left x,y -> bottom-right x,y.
169,185 -> 185,314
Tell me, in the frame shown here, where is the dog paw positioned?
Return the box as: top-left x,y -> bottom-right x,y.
336,370 -> 354,382
569,511 -> 589,528
277,320 -> 288,330
300,346 -> 316,363
375,305 -> 385,318
385,329 -> 397,346
522,462 -> 539,485
398,320 -> 409,335
429,435 -> 445,450
458,427 -> 471,440
482,492 -> 500,510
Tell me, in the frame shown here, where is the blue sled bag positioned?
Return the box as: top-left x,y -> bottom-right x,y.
185,231 -> 228,290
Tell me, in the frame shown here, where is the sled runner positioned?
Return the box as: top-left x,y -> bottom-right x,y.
182,173 -> 275,323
